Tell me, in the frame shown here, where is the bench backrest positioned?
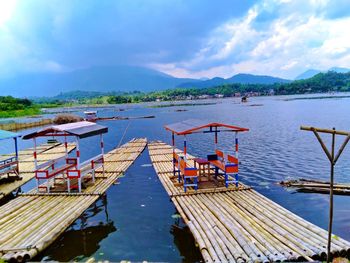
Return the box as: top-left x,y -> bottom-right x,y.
179,159 -> 197,177
179,158 -> 187,171
227,154 -> 238,164
80,154 -> 103,168
173,152 -> 179,163
215,150 -> 224,160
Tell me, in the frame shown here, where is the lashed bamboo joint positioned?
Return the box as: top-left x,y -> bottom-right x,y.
0,138 -> 147,262
149,141 -> 350,262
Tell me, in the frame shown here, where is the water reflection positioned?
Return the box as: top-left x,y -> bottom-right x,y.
170,211 -> 202,262
37,195 -> 117,262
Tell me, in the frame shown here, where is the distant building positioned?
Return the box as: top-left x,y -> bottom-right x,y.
215,94 -> 224,98
198,94 -> 210,99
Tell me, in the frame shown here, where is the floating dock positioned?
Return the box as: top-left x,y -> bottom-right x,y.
148,141 -> 350,262
0,138 -> 146,262
0,143 -> 76,199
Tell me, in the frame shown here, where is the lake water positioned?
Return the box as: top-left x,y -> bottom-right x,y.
1,94 -> 350,262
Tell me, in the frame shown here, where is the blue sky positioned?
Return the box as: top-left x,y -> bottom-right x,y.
0,0 -> 349,79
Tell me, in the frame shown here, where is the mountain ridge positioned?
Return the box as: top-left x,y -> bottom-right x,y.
0,65 -> 198,97
295,67 -> 350,80
177,73 -> 291,88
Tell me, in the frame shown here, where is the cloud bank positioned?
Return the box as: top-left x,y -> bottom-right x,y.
0,0 -> 349,79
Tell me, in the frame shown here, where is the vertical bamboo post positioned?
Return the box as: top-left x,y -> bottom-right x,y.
327,128 -> 335,263
301,126 -> 350,263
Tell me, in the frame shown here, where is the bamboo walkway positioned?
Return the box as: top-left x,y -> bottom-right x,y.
0,143 -> 76,199
0,138 -> 147,262
148,141 -> 350,262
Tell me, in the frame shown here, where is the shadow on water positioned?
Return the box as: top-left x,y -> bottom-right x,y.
36,148 -> 202,262
171,211 -> 202,262
35,195 -> 117,262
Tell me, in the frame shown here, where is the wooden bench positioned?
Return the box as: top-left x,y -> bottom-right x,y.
35,158 -> 77,193
67,154 -> 104,192
0,156 -> 20,182
208,150 -> 239,187
179,158 -> 198,192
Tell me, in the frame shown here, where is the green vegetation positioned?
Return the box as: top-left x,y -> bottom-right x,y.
105,71 -> 350,103
149,102 -> 217,108
0,96 -> 40,118
1,71 -> 350,118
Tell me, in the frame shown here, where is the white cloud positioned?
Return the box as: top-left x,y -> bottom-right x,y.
151,0 -> 350,79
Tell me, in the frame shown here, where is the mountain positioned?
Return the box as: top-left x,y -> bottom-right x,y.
295,67 -> 350,80
295,69 -> 321,80
177,73 -> 290,88
329,67 -> 350,73
0,65 -> 198,97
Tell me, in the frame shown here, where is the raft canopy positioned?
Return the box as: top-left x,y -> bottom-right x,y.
165,119 -> 249,135
23,121 -> 108,139
0,130 -> 21,140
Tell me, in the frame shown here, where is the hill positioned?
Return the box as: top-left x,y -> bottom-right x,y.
177,73 -> 290,88
0,65 -> 198,97
295,67 -> 350,80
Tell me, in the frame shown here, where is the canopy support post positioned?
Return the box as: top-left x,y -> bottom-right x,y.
33,137 -> 37,170
172,132 -> 176,175
183,135 -> 187,161
214,126 -> 218,150
235,132 -> 239,159
76,136 -> 80,169
14,137 -> 18,159
64,134 -> 68,158
100,134 -> 104,156
14,137 -> 19,173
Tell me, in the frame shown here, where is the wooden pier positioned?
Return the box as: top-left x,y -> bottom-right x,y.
148,141 -> 350,262
0,143 -> 76,199
0,138 -> 146,262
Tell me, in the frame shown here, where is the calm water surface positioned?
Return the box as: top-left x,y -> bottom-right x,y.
1,95 -> 350,262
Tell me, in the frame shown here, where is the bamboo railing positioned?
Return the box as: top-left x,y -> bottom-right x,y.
0,138 -> 147,262
0,143 -> 76,199
148,141 -> 350,262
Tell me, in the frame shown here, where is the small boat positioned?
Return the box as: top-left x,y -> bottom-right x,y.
84,111 -> 97,121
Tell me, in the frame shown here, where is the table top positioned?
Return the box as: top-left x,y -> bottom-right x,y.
194,158 -> 210,164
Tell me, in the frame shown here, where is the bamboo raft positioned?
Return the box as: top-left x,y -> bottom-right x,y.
0,138 -> 147,262
148,141 -> 350,262
280,178 -> 350,195
0,143 -> 76,199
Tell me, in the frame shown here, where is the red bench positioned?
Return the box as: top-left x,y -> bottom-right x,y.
67,154 -> 104,192
179,158 -> 198,192
35,158 -> 77,193
0,156 -> 20,181
208,150 -> 239,187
